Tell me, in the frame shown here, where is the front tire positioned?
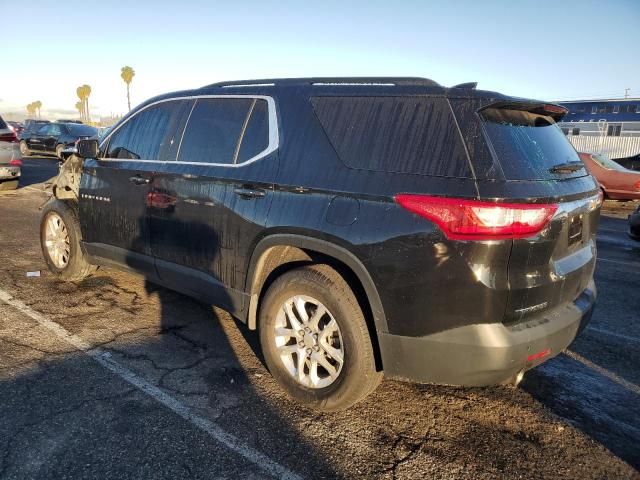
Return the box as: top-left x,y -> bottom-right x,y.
40,199 -> 96,281
259,264 -> 382,411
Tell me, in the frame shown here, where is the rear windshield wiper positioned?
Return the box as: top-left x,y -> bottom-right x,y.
549,161 -> 585,174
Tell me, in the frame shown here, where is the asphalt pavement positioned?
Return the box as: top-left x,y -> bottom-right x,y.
0,158 -> 638,479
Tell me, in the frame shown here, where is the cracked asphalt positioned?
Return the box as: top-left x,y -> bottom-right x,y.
0,158 -> 638,479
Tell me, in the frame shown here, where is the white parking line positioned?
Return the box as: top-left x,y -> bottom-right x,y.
565,350 -> 640,396
0,288 -> 300,480
597,257 -> 640,268
587,326 -> 640,344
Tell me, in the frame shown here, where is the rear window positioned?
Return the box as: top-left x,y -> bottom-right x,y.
481,107 -> 586,181
66,124 -> 97,136
0,116 -> 7,129
311,96 -> 471,177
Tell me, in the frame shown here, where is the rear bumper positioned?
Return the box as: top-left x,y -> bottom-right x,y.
379,280 -> 596,386
606,190 -> 640,200
0,166 -> 20,181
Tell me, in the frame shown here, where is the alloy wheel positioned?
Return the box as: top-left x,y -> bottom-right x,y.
274,295 -> 345,389
44,213 -> 70,269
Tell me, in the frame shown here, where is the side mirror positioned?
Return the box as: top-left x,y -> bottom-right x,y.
76,139 -> 99,158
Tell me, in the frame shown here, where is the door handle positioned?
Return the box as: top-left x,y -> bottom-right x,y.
129,175 -> 150,185
234,187 -> 266,199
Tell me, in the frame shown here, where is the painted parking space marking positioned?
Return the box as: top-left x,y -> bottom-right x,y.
586,326 -> 640,344
0,288 -> 301,480
565,350 -> 640,396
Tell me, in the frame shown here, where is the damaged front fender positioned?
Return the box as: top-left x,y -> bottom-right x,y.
52,154 -> 84,201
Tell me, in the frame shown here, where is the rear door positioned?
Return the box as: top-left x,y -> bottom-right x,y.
28,124 -> 49,152
79,99 -> 188,276
42,123 -> 62,153
149,95 -> 278,315
471,103 -> 600,323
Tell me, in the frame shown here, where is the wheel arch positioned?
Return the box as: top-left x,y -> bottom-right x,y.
245,234 -> 388,368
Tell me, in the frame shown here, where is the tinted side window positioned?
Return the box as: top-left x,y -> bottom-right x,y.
311,96 -> 471,177
237,99 -> 269,163
106,101 -> 183,160
178,98 -> 253,164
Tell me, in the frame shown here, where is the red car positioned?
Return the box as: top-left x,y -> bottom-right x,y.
579,152 -> 640,200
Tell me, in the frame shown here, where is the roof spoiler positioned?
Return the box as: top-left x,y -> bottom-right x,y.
451,82 -> 478,89
480,101 -> 568,122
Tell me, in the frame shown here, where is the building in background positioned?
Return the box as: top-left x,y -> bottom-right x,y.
557,98 -> 640,161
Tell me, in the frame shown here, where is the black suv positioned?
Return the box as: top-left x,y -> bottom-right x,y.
21,122 -> 97,158
40,77 -> 600,411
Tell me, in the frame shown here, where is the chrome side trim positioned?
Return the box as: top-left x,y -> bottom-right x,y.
99,94 -> 279,168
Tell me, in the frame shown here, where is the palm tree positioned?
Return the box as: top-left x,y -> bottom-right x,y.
120,66 -> 135,111
26,103 -> 36,117
76,85 -> 91,122
34,100 -> 42,119
75,101 -> 83,119
76,86 -> 85,121
82,85 -> 92,122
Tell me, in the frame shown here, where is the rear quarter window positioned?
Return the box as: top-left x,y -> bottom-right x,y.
311,96 -> 472,177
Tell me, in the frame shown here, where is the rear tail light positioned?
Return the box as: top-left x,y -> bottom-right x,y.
394,194 -> 558,240
634,180 -> 640,192
0,131 -> 18,143
9,159 -> 22,167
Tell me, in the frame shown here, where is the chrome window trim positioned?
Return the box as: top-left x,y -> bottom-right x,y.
99,94 -> 279,168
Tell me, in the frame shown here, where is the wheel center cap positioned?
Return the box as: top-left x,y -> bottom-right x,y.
303,333 -> 315,348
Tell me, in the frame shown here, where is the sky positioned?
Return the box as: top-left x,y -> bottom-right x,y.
1,0 -> 638,120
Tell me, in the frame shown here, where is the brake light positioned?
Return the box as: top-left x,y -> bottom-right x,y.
634,180 -> 640,192
0,131 -> 18,143
9,159 -> 22,167
394,195 -> 558,240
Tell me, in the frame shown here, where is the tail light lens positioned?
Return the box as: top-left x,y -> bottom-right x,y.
394,194 -> 558,240
634,180 -> 640,192
0,131 -> 18,143
9,159 -> 22,167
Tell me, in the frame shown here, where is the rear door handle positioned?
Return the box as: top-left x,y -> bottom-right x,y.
129,175 -> 150,185
234,187 -> 266,199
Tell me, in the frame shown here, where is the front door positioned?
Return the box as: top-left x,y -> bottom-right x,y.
27,124 -> 49,152
79,99 -> 189,277
149,96 -> 278,315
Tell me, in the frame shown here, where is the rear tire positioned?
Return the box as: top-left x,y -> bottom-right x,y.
19,140 -> 30,156
259,264 -> 382,412
0,179 -> 19,191
40,199 -> 96,281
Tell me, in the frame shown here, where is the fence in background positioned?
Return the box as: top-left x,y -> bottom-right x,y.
568,135 -> 640,159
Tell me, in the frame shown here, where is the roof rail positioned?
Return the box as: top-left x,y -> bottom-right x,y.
204,77 -> 441,89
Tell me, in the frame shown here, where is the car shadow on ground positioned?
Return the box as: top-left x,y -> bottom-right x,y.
0,273 -> 342,479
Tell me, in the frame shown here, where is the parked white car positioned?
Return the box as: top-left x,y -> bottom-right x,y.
0,115 -> 21,190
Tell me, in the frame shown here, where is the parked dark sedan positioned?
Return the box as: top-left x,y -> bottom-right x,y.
629,204 -> 640,240
20,122 -> 98,158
